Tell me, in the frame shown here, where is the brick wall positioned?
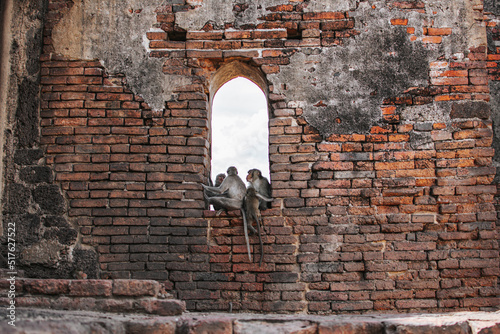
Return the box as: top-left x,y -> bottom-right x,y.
3,0 -> 499,313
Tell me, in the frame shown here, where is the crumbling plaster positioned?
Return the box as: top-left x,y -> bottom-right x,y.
270,0 -> 484,137
485,0 -> 500,15
51,0 -> 487,137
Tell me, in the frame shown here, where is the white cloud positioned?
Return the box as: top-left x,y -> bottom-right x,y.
211,77 -> 270,182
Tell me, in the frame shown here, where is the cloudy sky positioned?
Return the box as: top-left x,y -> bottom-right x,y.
211,77 -> 270,183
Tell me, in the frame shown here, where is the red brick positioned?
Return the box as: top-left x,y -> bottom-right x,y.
266,4 -> 294,12
312,161 -> 353,171
431,77 -> 468,85
321,19 -> 355,31
204,40 -> 242,49
374,161 -> 414,170
395,299 -> 437,309
430,70 -> 468,77
85,101 -> 120,109
112,279 -> 160,296
71,199 -> 108,208
146,32 -> 168,40
67,76 -> 103,85
69,280 -> 112,297
253,29 -> 287,39
150,41 -> 185,49
93,226 -> 129,236
422,36 -> 442,44
49,100 -> 84,109
84,68 -> 103,76
96,93 -> 133,101
50,67 -> 84,76
303,12 -> 345,20
390,18 -> 408,26
24,279 -> 70,295
225,30 -> 253,39
424,27 -> 452,36
186,31 -> 224,40
53,118 -> 87,126
60,92 -> 95,100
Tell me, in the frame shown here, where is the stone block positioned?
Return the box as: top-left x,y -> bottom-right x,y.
69,280 -> 112,297
318,321 -> 384,334
112,279 -> 160,297
24,279 -> 69,295
139,299 -> 186,316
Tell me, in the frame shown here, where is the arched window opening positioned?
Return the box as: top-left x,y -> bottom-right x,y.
211,77 -> 270,184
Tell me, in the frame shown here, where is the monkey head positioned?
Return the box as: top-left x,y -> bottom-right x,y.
226,166 -> 238,176
246,187 -> 257,196
215,173 -> 226,186
246,168 -> 262,182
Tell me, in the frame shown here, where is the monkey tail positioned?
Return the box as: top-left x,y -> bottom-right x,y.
240,207 -> 252,262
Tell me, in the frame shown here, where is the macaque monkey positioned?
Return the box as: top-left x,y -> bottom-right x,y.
244,187 -> 273,266
203,166 -> 252,260
203,166 -> 245,213
246,169 -> 272,210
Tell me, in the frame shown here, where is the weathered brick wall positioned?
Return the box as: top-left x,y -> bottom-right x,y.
2,0 -> 499,314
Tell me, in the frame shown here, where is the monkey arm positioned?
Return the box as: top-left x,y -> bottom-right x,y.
202,177 -> 233,194
204,187 -> 229,198
202,184 -> 225,194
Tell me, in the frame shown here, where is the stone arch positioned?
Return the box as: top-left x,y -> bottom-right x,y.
209,61 -> 268,103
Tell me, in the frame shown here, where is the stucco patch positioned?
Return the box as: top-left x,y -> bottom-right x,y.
52,0 -> 172,110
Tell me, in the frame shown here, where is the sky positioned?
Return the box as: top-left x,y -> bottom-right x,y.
211,77 -> 270,183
